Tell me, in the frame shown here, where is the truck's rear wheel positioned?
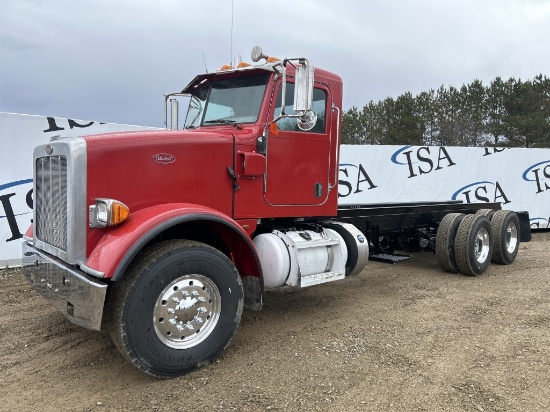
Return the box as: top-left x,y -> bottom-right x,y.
435,213 -> 465,273
475,208 -> 496,219
106,240 -> 243,378
491,210 -> 520,265
454,214 -> 493,276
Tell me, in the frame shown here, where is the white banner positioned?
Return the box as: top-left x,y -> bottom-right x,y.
2,115 -> 549,268
338,145 -> 550,229
0,113 -> 157,268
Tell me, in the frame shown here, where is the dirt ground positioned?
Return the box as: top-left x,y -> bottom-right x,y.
1,232 -> 549,412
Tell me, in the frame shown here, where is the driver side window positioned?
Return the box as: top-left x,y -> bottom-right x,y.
274,83 -> 327,133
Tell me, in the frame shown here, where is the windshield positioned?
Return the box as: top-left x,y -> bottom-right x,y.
184,73 -> 269,128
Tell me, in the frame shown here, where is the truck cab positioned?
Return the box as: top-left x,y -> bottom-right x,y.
164,48 -> 342,218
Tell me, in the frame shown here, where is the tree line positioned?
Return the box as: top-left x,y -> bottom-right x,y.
341,74 -> 550,148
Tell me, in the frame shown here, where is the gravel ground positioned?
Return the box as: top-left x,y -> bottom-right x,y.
1,231 -> 549,412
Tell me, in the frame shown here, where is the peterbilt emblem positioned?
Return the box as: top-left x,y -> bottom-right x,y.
45,145 -> 53,155
153,153 -> 176,164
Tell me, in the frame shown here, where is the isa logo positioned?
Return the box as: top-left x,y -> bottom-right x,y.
451,181 -> 511,205
338,163 -> 377,198
390,146 -> 456,178
530,217 -> 550,229
0,179 -> 33,242
522,160 -> 550,194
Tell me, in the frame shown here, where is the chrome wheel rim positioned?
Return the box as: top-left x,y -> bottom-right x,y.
475,228 -> 490,263
505,222 -> 518,254
153,274 -> 221,349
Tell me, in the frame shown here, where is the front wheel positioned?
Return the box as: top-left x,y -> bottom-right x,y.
106,240 -> 244,378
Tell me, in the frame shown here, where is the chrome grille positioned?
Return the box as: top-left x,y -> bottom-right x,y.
35,155 -> 68,251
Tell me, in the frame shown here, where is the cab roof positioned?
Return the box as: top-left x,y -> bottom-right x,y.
180,63 -> 279,94
180,61 -> 342,94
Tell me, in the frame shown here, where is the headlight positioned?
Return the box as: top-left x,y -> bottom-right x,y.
89,198 -> 129,228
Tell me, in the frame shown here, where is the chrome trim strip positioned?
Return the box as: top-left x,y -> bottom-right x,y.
330,104 -> 341,190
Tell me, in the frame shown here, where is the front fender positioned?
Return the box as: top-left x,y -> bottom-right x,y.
85,204 -> 263,290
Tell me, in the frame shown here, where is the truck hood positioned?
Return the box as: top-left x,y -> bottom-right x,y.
84,128 -> 235,216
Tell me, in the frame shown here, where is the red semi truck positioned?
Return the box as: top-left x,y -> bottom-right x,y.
22,47 -> 530,378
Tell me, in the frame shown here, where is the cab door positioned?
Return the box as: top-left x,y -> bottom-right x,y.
264,83 -> 331,206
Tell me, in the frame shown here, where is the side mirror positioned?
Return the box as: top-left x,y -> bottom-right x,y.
297,110 -> 318,131
294,62 -> 314,114
294,62 -> 316,131
251,46 -> 317,131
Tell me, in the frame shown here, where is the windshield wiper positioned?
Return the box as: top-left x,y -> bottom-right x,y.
203,119 -> 237,124
203,119 -> 242,129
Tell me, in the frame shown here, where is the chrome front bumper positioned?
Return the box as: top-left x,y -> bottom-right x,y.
22,242 -> 108,331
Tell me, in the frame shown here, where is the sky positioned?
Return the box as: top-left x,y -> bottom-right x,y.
1,0 -> 550,128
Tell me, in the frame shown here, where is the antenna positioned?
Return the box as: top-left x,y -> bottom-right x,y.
230,0 -> 234,65
202,52 -> 208,73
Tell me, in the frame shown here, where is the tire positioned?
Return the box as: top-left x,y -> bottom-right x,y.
454,214 -> 493,276
475,208 -> 496,220
435,213 -> 465,273
491,210 -> 520,265
106,240 -> 244,378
